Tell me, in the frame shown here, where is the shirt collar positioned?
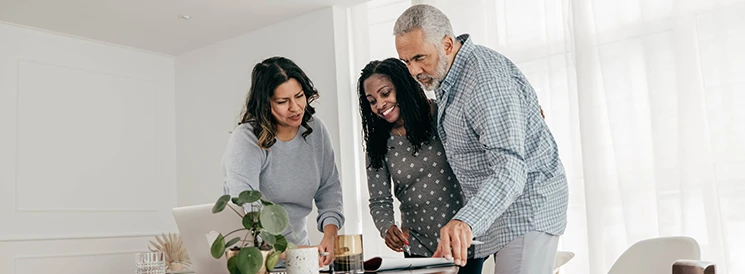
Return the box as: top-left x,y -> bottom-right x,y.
437,34 -> 474,96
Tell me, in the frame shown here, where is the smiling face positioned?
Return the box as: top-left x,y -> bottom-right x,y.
270,78 -> 306,130
363,73 -> 401,124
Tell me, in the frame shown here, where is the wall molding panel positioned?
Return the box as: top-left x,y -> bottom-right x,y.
0,22 -> 177,274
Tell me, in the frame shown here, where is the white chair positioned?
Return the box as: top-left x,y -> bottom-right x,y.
554,251 -> 575,273
481,250 -> 575,273
486,237 -> 708,274
607,236 -> 701,274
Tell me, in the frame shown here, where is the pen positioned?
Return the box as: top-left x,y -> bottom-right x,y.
395,221 -> 411,256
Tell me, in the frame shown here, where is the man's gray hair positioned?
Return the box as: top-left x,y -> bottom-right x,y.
393,4 -> 455,45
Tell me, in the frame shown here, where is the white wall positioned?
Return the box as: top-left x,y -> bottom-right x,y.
0,22 -> 177,274
175,7 -> 337,207
0,6 -> 386,273
175,7 -> 369,249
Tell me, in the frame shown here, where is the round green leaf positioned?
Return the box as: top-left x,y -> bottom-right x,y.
237,190 -> 262,204
287,241 -> 297,250
259,205 -> 289,234
273,234 -> 288,253
259,231 -> 276,246
212,195 -> 231,213
225,237 -> 241,248
260,199 -> 274,206
227,256 -> 240,274
210,234 -> 225,259
265,251 -> 281,271
242,211 -> 260,230
237,247 -> 263,274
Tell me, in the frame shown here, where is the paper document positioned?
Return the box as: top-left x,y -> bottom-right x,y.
363,257 -> 455,272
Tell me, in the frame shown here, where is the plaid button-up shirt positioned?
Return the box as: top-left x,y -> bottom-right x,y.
435,34 -> 568,257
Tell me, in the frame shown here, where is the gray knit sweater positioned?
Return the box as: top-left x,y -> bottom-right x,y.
222,117 -> 345,246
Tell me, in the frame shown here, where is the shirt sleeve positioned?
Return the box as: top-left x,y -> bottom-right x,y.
365,156 -> 396,239
453,75 -> 528,237
222,125 -> 266,198
314,121 -> 346,232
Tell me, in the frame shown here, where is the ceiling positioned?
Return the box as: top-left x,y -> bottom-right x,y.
0,0 -> 368,55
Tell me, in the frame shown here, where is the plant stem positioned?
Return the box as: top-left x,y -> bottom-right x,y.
229,204 -> 243,218
243,229 -> 251,248
224,228 -> 248,238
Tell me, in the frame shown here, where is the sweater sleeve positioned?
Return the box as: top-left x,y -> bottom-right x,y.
222,124 -> 266,198
365,156 -> 395,239
314,120 -> 346,232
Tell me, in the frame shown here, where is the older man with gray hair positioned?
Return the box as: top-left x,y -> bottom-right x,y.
393,4 -> 569,274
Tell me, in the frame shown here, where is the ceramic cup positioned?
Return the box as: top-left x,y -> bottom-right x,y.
285,247 -> 320,274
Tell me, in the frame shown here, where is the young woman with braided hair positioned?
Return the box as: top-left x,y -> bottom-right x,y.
357,58 -> 485,274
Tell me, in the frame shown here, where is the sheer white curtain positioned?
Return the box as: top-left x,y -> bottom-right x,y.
353,0 -> 745,273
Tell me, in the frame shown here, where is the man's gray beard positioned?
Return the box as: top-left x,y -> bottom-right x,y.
421,78 -> 440,91
419,50 -> 450,91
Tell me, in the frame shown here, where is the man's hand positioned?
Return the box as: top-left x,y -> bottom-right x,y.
432,220 -> 472,266
384,224 -> 409,252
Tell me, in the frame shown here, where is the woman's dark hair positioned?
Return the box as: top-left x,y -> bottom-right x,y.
240,56 -> 319,149
357,58 -> 433,169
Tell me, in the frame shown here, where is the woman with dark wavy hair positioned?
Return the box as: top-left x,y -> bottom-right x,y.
222,56 -> 344,267
357,58 -> 485,273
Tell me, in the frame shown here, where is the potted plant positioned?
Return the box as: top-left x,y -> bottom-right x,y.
210,190 -> 296,274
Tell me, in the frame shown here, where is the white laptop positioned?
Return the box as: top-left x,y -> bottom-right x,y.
172,203 -> 244,274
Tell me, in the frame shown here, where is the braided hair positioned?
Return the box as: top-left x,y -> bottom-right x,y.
357,58 -> 433,169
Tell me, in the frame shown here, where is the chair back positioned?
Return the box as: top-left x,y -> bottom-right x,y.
608,236 -> 700,274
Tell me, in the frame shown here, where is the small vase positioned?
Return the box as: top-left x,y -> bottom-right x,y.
169,262 -> 183,271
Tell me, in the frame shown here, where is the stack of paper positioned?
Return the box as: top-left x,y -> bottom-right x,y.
363,257 -> 456,272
